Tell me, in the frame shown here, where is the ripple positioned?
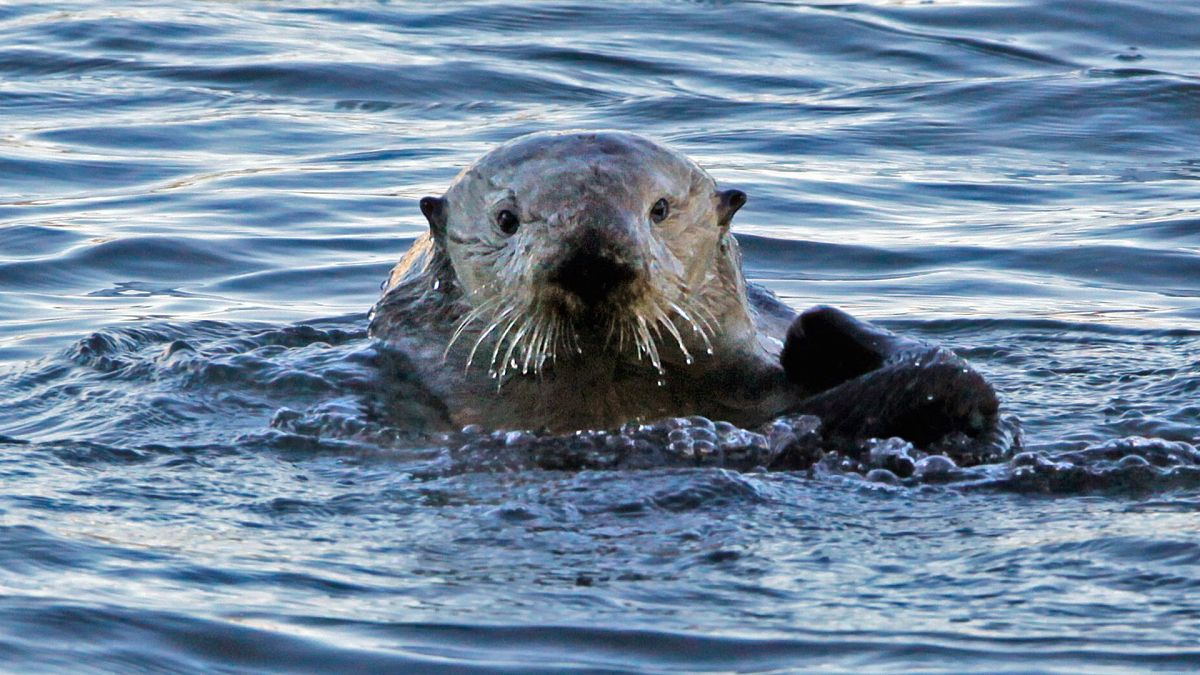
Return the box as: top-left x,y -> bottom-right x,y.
3,0 -> 1200,670
0,47 -> 131,77
147,61 -> 611,105
0,152 -> 191,199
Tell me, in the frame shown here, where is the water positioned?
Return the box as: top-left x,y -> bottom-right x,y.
2,0 -> 1199,671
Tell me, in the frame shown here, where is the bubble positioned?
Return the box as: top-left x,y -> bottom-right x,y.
504,430 -> 534,446
605,435 -> 635,451
865,468 -> 900,484
1117,454 -> 1151,469
668,440 -> 694,457
914,454 -> 957,478
713,421 -> 737,437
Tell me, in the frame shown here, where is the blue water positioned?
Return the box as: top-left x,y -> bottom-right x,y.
2,1 -> 1200,672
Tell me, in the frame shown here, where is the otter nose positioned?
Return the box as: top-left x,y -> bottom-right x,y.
550,248 -> 637,305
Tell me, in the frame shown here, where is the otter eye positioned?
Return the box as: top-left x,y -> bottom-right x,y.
649,198 -> 670,224
496,209 -> 520,235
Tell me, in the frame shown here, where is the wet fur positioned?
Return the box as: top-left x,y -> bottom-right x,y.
370,131 -> 1000,441
369,228 -> 802,431
370,131 -> 801,430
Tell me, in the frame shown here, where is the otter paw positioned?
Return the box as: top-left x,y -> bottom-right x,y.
781,305 -> 927,393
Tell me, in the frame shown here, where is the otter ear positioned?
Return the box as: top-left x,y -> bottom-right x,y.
419,196 -> 448,240
716,189 -> 747,230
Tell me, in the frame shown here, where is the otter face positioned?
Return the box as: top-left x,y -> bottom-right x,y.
422,131 -> 746,377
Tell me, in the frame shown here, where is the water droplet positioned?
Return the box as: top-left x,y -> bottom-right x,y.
656,379 -> 666,387
685,356 -> 694,365
432,279 -> 441,290
706,348 -> 714,355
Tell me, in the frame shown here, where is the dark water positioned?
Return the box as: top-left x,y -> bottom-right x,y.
2,1 -> 1200,671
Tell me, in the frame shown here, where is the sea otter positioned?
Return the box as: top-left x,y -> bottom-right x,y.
370,131 -> 998,446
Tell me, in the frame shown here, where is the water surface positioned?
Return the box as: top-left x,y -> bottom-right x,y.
2,1 -> 1199,672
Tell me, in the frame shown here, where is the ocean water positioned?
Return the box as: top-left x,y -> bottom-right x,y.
2,1 -> 1199,672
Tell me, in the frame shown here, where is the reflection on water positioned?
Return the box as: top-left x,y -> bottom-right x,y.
1,0 -> 1199,671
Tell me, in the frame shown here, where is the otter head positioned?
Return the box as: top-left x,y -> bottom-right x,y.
422,131 -> 748,377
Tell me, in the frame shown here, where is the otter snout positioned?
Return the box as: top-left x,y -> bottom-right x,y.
547,227 -> 639,307
550,248 -> 637,306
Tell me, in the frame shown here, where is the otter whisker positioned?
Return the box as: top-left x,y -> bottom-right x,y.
466,303 -> 517,372
605,314 -> 619,348
530,311 -> 548,360
545,317 -> 560,367
500,298 -> 549,380
497,313 -> 533,381
697,301 -> 721,331
486,308 -> 525,377
628,316 -> 645,361
521,310 -> 546,375
533,320 -> 551,373
445,296 -> 502,360
690,300 -> 722,343
547,317 -> 561,367
634,314 -> 664,374
653,301 -> 693,364
499,322 -> 526,379
668,300 -> 714,355
566,320 -> 582,355
536,319 -> 556,372
646,309 -> 666,346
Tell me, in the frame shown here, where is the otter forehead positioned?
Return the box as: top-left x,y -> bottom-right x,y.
449,131 -> 715,212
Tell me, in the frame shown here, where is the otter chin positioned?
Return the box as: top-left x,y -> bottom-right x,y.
370,130 -> 1000,442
